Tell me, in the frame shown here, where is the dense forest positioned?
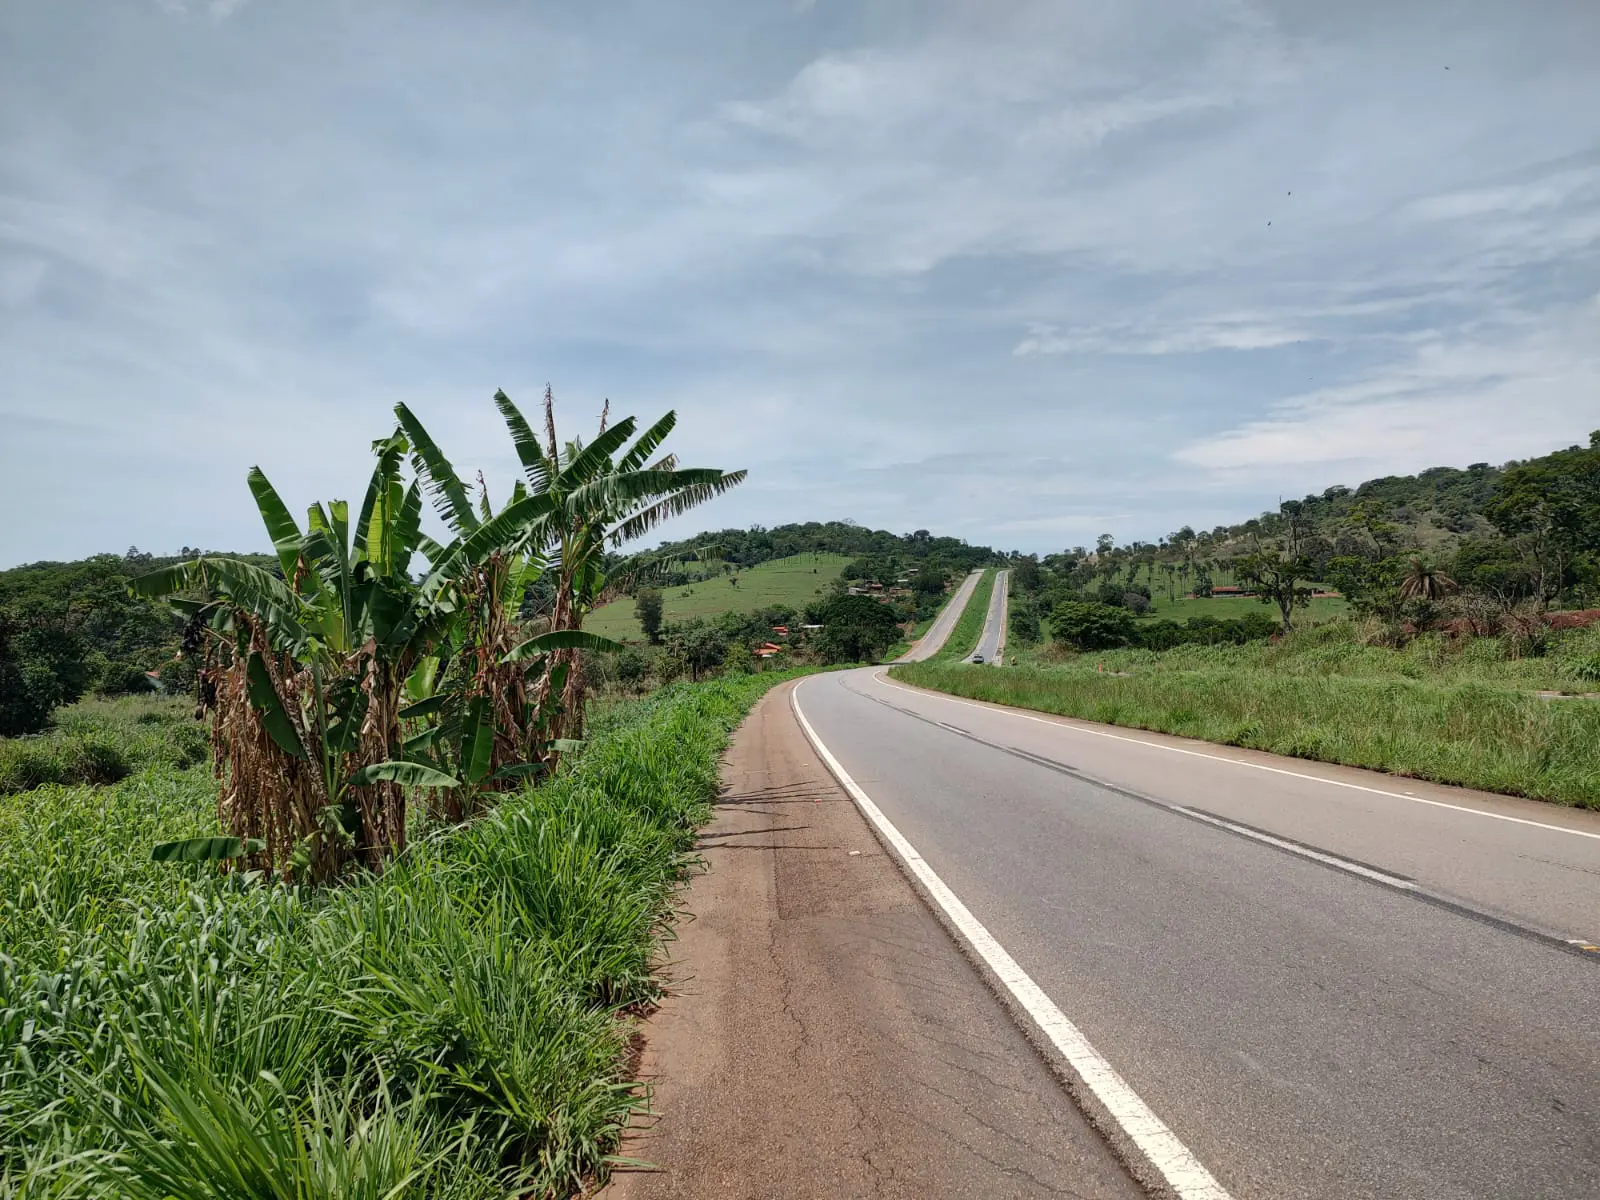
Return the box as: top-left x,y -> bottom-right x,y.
0,548 -> 279,734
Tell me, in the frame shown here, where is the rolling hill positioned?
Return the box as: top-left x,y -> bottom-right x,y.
583,553 -> 850,641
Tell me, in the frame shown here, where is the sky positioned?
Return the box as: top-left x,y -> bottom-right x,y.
3,0 -> 1598,566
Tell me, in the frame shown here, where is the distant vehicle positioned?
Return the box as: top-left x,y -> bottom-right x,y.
971,654 -> 984,664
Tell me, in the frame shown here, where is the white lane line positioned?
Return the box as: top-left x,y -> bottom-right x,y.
791,679 -> 1234,1200
874,671 -> 1600,843
1173,807 -> 1416,890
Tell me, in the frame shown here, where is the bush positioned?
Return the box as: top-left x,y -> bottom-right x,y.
1128,614 -> 1278,651
1049,601 -> 1136,650
1008,604 -> 1041,644
0,697 -> 205,795
1095,581 -> 1126,607
1134,619 -> 1187,650
616,646 -> 650,691
0,734 -> 129,792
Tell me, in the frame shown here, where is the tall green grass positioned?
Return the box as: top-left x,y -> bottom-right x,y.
893,647 -> 1600,808
0,697 -> 208,795
932,569 -> 996,662
0,671 -> 804,1198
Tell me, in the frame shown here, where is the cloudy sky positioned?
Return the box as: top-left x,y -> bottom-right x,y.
3,0 -> 1598,565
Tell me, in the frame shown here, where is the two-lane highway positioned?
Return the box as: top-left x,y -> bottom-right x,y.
966,568 -> 1008,664
792,667 -> 1600,1199
898,569 -> 982,662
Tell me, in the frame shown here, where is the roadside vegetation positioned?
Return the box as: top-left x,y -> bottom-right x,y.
906,433 -> 1600,809
883,613 -> 937,663
0,671 -> 807,1198
895,621 -> 1600,807
0,385 -> 775,1197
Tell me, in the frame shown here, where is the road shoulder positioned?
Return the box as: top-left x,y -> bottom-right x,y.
603,679 -> 1141,1200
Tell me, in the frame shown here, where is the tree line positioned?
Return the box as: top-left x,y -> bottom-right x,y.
1005,432 -> 1600,650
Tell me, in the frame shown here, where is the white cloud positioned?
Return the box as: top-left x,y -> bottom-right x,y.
1015,316 -> 1315,356
1174,297 -> 1600,477
2,0 -> 1599,563
154,0 -> 249,19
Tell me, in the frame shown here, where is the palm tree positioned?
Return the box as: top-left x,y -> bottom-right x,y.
1398,557 -> 1456,601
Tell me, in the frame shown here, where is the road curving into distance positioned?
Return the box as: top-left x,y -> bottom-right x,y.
791,666 -> 1600,1200
897,569 -> 982,662
965,568 -> 1008,664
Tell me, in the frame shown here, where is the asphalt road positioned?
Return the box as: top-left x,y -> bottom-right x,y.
897,569 -> 981,662
966,568 -> 1008,663
793,667 -> 1600,1200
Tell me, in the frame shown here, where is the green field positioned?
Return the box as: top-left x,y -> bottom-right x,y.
585,553 -> 849,640
1138,592 -> 1348,623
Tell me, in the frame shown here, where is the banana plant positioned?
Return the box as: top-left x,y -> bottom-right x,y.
391,403 -> 622,811
488,387 -> 746,740
135,432 -> 559,878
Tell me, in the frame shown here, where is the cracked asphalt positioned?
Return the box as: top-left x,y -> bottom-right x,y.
604,679 -> 1142,1200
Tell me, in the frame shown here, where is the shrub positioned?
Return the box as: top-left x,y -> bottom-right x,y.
0,740 -> 62,792
1049,601 -> 1136,650
0,734 -> 129,792
1131,613 -> 1277,651
1008,604 -> 1041,644
70,736 -> 130,785
1095,581 -> 1126,607
1134,619 -> 1187,650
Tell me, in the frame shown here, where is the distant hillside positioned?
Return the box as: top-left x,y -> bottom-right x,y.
1018,432 -> 1600,625
1074,437 -> 1600,571
1195,462 -> 1501,556
638,520 -> 1001,578
584,553 -> 850,641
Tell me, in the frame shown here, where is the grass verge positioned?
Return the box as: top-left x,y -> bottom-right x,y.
932,569 -> 996,662
890,658 -> 1600,809
0,670 -> 808,1198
